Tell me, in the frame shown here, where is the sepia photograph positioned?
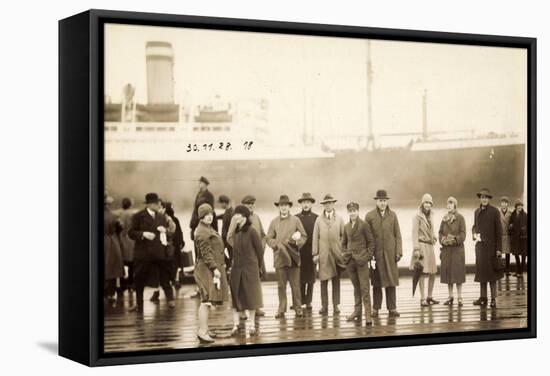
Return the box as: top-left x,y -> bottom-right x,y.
101,21 -> 529,354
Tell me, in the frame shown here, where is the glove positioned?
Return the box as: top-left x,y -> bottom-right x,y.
213,268 -> 221,278
313,255 -> 320,264
413,249 -> 421,258
395,255 -> 402,263
143,231 -> 156,240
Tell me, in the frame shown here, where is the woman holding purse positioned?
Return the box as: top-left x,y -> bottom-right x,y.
194,203 -> 229,344
438,196 -> 466,306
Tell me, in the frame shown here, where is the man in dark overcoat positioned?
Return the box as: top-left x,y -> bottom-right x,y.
364,190 -> 403,318
190,176 -> 218,241
472,188 -> 503,308
128,193 -> 175,312
296,193 -> 318,312
510,199 -> 528,277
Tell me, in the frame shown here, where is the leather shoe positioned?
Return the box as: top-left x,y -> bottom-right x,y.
346,312 -> 362,321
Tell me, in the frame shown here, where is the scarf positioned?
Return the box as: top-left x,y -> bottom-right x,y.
443,209 -> 457,224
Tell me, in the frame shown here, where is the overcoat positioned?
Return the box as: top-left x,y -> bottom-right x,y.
193,222 -> 229,304
510,209 -> 528,255
499,209 -> 512,254
438,212 -> 466,284
409,210 -> 438,274
118,208 -> 136,262
266,215 -> 307,269
296,210 -> 319,284
230,225 -> 264,310
364,208 -> 403,288
312,212 -> 346,281
104,208 -> 124,280
472,205 -> 503,283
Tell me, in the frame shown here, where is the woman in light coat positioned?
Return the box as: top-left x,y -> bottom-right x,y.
439,196 -> 466,306
409,193 -> 439,307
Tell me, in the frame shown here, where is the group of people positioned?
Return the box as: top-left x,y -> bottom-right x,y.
103,176 -> 529,345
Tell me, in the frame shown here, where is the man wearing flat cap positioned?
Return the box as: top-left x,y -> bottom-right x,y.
472,188 -> 503,308
342,202 -> 375,325
266,195 -> 308,318
190,177 -> 218,242
312,194 -> 346,315
365,189 -> 403,318
296,193 -> 319,312
128,193 -> 176,312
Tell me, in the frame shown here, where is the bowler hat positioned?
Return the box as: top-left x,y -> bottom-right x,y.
477,188 -> 493,199
218,194 -> 230,204
373,189 -> 390,200
144,192 -> 160,204
297,192 -> 316,204
241,195 -> 257,205
199,176 -> 210,185
274,195 -> 293,207
320,194 -> 337,204
346,202 -> 360,211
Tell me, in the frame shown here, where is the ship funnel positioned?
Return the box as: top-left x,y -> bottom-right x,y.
145,41 -> 175,105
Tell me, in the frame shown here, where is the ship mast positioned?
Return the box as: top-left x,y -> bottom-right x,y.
366,40 -> 375,151
422,89 -> 428,141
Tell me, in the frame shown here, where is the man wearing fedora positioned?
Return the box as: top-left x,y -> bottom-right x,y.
128,193 -> 176,312
472,188 -> 503,308
365,189 -> 403,318
296,193 -> 319,312
342,202 -> 375,325
266,195 -> 308,318
312,194 -> 346,315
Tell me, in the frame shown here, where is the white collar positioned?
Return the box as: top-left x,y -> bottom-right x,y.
146,207 -> 155,217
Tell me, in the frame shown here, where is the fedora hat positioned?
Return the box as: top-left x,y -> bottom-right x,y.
274,195 -> 293,207
297,192 -> 316,204
144,192 -> 160,204
320,194 -> 337,204
476,188 -> 493,199
373,189 -> 390,200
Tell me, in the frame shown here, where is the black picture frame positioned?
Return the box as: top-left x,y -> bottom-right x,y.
59,9 -> 537,367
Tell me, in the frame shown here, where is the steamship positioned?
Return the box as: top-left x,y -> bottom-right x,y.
104,41 -> 526,205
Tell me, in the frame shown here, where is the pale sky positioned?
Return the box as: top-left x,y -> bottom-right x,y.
104,23 -> 527,141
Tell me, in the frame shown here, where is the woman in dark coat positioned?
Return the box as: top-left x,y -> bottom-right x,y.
194,203 -> 229,344
165,202 -> 185,287
510,199 -> 528,277
104,194 -> 124,305
438,196 -> 466,306
229,205 -> 264,336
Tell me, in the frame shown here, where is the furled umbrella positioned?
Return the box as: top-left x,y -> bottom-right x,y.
412,256 -> 424,297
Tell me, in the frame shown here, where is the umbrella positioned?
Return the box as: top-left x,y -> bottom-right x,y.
412,258 -> 424,297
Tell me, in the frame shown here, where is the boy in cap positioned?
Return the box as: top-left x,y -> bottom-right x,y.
342,202 -> 375,325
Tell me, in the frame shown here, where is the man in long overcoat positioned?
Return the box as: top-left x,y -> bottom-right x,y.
472,188 -> 502,308
312,194 -> 346,315
364,190 -> 403,318
128,193 -> 176,312
296,193 -> 318,312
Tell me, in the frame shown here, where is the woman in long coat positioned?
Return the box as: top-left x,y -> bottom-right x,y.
510,200 -> 528,277
229,205 -> 264,336
409,194 -> 439,307
194,203 -> 229,344
312,195 -> 346,314
438,196 -> 466,306
104,195 -> 124,305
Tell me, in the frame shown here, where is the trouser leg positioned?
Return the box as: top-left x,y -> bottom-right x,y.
321,280 -> 329,309
480,282 -> 488,298
276,268 -> 288,313
373,286 -> 382,310
289,267 -> 302,311
386,286 -> 397,311
332,274 -> 341,306
159,262 -> 174,301
306,282 -> 314,305
489,281 -> 497,300
358,263 -> 372,319
347,261 -> 362,313
505,254 -> 510,272
515,254 -> 521,274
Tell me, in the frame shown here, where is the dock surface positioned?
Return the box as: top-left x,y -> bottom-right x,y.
104,273 -> 528,353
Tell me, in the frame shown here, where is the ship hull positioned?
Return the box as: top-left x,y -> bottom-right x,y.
105,143 -> 525,208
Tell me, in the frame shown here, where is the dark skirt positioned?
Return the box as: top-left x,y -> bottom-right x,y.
194,261 -> 229,305
440,246 -> 466,284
